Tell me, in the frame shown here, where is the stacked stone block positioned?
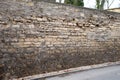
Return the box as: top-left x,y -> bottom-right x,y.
0,1 -> 120,79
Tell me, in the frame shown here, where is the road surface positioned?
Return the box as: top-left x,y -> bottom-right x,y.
45,65 -> 120,80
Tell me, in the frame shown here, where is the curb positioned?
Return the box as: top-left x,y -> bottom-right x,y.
13,61 -> 120,80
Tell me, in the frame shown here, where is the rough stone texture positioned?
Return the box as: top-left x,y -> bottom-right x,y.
0,0 -> 120,79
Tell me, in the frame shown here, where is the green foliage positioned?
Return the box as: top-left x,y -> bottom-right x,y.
64,0 -> 84,7
96,0 -> 105,10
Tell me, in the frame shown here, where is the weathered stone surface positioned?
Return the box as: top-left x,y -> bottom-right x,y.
0,0 -> 120,79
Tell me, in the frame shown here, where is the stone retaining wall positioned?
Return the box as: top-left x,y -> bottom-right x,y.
0,1 -> 120,79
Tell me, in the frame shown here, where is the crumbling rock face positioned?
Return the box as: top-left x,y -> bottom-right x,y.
0,1 -> 120,79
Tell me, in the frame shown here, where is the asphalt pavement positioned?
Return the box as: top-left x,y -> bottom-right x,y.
45,65 -> 120,80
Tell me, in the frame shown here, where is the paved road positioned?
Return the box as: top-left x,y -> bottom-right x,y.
45,65 -> 120,80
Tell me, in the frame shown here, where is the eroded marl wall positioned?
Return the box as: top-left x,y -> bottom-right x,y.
0,1 -> 120,79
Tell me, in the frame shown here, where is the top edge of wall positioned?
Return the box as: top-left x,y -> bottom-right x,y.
0,0 -> 120,15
